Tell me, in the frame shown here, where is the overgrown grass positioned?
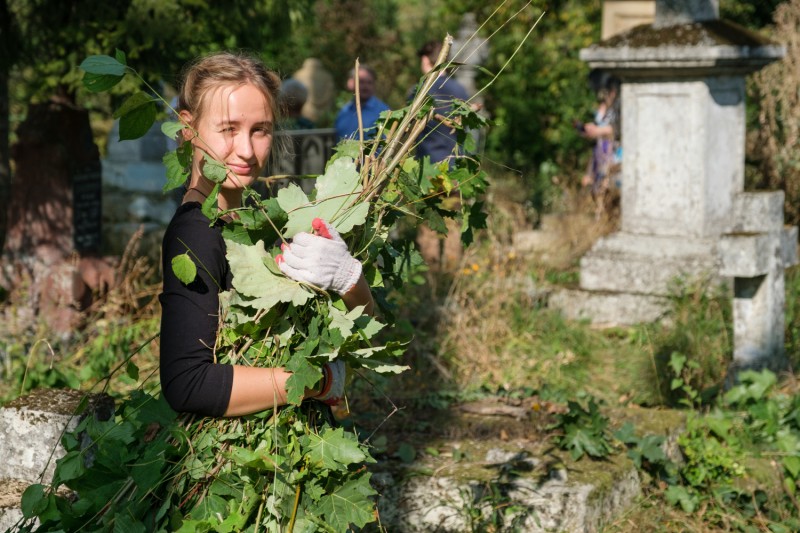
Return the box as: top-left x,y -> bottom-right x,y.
0,230 -> 161,402
3,171 -> 800,531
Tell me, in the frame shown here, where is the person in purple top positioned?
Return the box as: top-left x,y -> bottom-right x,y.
412,40 -> 470,166
334,65 -> 390,141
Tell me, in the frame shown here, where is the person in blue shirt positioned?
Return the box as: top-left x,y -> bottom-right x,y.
413,40 -> 470,166
334,64 -> 390,141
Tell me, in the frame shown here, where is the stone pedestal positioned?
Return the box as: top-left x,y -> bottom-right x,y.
554,0 -> 795,374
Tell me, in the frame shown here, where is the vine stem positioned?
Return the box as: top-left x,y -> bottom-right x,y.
288,477 -> 303,533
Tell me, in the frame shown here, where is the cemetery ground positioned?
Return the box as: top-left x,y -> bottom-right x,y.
2,173 -> 800,531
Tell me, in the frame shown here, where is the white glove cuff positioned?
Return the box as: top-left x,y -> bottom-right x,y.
333,256 -> 362,295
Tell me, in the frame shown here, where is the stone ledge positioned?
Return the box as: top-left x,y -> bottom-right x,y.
369,404 -> 686,532
550,288 -> 669,326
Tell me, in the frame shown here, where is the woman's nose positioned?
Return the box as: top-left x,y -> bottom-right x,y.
236,133 -> 255,160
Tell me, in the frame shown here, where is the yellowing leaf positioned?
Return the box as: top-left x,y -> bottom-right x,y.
171,253 -> 197,284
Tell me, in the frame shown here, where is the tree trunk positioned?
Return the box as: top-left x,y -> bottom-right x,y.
0,0 -> 12,252
0,66 -> 9,253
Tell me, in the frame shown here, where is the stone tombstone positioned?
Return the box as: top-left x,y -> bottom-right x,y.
555,0 -> 795,374
292,58 -> 336,125
266,129 -> 337,196
4,101 -> 102,261
101,120 -> 178,258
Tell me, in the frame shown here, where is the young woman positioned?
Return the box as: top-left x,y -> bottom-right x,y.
159,51 -> 373,417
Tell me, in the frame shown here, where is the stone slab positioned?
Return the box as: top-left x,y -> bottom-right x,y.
718,232 -> 773,277
550,287 -> 669,325
578,233 -> 718,295
376,466 -> 640,532
730,191 -> 784,233
0,389 -> 112,484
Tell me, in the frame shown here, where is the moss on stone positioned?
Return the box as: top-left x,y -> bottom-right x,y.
596,20 -> 773,49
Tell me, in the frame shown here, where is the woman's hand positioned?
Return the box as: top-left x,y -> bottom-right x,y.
276,218 -> 362,295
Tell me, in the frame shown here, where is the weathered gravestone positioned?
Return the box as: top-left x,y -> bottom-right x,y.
101,119 -> 178,259
0,388 -> 113,531
551,0 -> 797,376
292,58 -> 336,125
1,101 -> 115,337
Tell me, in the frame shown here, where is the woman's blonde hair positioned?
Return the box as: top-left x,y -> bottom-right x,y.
178,51 -> 286,169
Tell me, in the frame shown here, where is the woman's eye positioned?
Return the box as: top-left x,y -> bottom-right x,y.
254,127 -> 272,136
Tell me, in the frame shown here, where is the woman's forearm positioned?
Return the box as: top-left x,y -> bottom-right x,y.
341,274 -> 375,316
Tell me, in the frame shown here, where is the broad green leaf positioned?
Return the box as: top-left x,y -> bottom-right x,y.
612,422 -> 637,444
202,153 -> 228,183
317,474 -> 377,530
20,484 -> 48,518
328,304 -> 366,337
639,435 -> 667,463
278,157 -> 368,237
54,450 -> 85,483
126,361 -> 139,381
161,120 -> 185,139
82,72 -> 124,93
119,101 -> 157,141
665,485 -> 697,513
80,55 -> 127,76
163,150 -> 190,192
306,427 -> 368,471
354,314 -> 385,339
228,445 -> 281,472
114,49 -> 127,65
221,198 -> 287,247
171,253 -> 197,284
113,514 -> 147,533
225,240 -> 311,310
113,90 -> 155,120
783,456 -> 800,479
130,454 -> 165,491
285,353 -> 321,405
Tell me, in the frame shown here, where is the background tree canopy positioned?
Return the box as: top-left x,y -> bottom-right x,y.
0,0 -> 790,231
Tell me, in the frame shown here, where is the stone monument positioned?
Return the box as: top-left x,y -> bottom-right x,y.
101,119 -> 178,258
1,100 -> 115,336
292,58 -> 336,125
552,0 -> 797,374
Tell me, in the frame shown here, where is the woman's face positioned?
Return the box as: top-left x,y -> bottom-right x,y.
185,82 -> 274,191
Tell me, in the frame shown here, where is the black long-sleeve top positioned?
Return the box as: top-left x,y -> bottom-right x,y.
159,202 -> 233,416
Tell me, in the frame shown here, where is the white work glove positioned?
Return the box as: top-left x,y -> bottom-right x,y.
276,218 -> 362,295
316,360 -> 346,406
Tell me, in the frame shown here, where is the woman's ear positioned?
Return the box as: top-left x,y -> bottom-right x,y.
178,110 -> 194,142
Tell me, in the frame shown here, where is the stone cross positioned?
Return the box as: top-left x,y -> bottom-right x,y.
719,193 -> 798,374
